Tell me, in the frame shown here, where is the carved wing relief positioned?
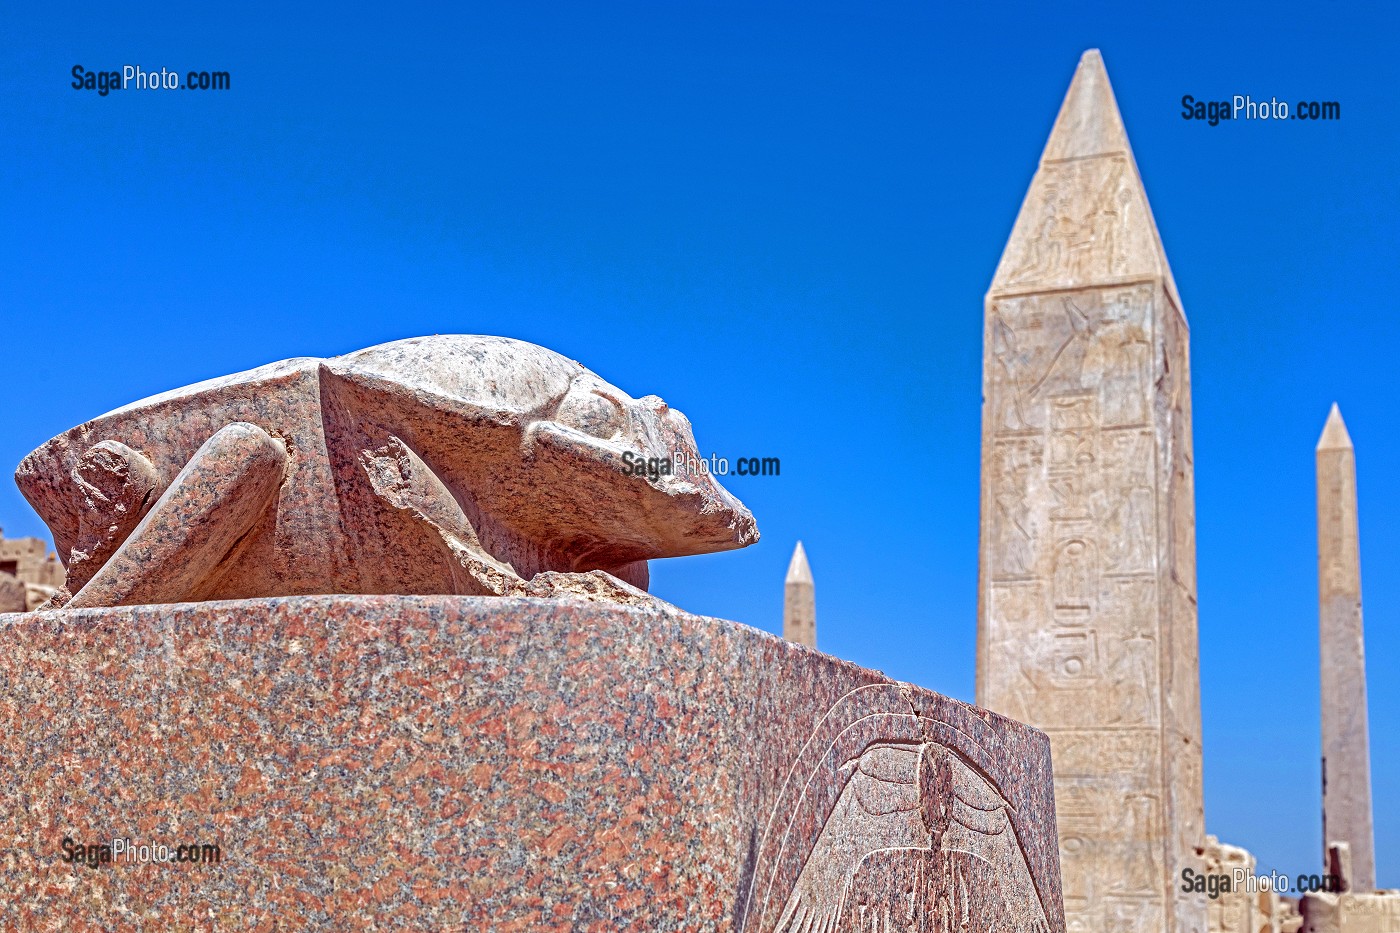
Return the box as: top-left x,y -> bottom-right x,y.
743,685 -> 1060,933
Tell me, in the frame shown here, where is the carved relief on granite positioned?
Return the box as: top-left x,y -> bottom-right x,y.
742,684 -> 1062,933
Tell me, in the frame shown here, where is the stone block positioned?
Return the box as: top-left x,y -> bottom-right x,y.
1,596 -> 1065,931
0,572 -> 24,614
1300,891 -> 1400,933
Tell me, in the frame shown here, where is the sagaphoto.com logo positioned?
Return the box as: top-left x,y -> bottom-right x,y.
71,64 -> 230,97
620,449 -> 781,480
1181,93 -> 1339,126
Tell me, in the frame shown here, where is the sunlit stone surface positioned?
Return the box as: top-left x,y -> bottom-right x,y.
976,49 -> 1206,933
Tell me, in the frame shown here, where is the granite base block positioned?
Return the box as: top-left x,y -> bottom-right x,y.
1,596 -> 1065,931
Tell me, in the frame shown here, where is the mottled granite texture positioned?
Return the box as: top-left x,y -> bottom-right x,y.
1,597 -> 1064,931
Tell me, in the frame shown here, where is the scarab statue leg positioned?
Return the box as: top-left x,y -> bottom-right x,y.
66,422 -> 288,609
360,435 -> 526,596
361,434 -> 659,606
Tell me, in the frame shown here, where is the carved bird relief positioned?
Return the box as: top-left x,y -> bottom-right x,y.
741,684 -> 1062,933
772,740 -> 1051,933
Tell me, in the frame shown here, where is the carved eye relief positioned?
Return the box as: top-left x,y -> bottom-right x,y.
554,390 -> 626,442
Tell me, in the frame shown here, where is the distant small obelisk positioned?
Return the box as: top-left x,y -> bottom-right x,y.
783,542 -> 816,648
1316,403 -> 1376,891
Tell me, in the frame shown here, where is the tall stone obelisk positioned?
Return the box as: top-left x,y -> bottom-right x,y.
1316,403 -> 1375,891
976,50 -> 1206,933
784,541 -> 815,647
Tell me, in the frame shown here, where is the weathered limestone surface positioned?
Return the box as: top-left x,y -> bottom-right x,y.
1282,896 -> 1310,930
1300,891 -> 1400,933
0,595 -> 1065,931
0,528 -> 63,610
1203,835 -> 1300,933
1204,836 -> 1257,933
0,572 -> 24,613
1315,405 -> 1376,892
16,336 -> 758,610
782,541 -> 815,648
1282,899 -> 1307,933
976,49 -> 1206,933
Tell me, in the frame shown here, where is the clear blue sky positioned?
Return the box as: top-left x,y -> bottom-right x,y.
4,0 -> 1397,889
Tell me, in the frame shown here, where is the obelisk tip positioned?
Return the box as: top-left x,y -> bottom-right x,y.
1317,403 -> 1353,451
785,541 -> 812,585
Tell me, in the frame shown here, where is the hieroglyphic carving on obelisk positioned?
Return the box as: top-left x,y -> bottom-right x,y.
976,49 -> 1206,933
783,541 -> 816,648
1316,403 -> 1376,891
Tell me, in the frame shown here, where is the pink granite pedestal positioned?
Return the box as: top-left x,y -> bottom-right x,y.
1,596 -> 1064,931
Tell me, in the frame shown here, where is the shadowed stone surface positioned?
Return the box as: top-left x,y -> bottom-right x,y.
977,49 -> 1205,933
16,335 -> 758,610
1315,405 -> 1375,892
0,596 -> 1064,931
0,572 -> 23,613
